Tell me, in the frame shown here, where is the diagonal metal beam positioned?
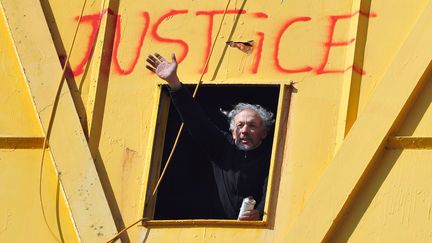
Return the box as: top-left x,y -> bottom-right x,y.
286,1 -> 432,241
0,0 -> 118,241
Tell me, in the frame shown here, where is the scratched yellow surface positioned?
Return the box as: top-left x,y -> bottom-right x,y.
1,0 -> 432,242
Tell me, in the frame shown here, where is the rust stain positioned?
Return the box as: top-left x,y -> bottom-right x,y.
121,148 -> 137,208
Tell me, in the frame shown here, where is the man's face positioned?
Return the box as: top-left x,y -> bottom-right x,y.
231,109 -> 267,151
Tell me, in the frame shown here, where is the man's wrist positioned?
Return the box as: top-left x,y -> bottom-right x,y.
168,76 -> 181,91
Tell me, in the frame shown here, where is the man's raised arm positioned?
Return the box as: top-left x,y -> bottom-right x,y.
145,53 -> 228,158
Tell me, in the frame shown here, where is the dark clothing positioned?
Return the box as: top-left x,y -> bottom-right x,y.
169,85 -> 270,219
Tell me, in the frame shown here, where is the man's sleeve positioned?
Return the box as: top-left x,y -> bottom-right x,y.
169,85 -> 228,158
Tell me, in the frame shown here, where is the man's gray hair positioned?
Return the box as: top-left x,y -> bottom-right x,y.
222,103 -> 275,131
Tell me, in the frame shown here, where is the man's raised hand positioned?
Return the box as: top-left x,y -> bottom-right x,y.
146,53 -> 181,90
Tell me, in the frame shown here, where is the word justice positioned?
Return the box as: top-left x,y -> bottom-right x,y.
72,9 -> 377,77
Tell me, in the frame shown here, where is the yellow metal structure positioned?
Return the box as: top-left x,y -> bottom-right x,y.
0,0 -> 431,242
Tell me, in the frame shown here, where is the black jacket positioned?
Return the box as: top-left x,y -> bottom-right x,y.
169,85 -> 270,219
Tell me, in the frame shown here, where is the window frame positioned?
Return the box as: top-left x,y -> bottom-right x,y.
139,83 -> 292,227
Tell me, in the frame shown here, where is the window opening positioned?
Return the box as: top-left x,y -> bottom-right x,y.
145,84 -> 282,222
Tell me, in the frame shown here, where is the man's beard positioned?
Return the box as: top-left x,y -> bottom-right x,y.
235,138 -> 260,151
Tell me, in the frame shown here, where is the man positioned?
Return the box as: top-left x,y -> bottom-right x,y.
146,53 -> 274,220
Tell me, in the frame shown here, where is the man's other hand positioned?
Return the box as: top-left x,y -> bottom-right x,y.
238,209 -> 260,221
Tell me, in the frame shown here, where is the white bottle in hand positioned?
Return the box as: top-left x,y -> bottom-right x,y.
238,197 -> 256,219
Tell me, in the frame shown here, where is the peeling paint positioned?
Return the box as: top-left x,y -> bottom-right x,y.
226,40 -> 254,54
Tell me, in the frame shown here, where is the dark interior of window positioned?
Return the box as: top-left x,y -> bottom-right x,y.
154,85 -> 280,220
